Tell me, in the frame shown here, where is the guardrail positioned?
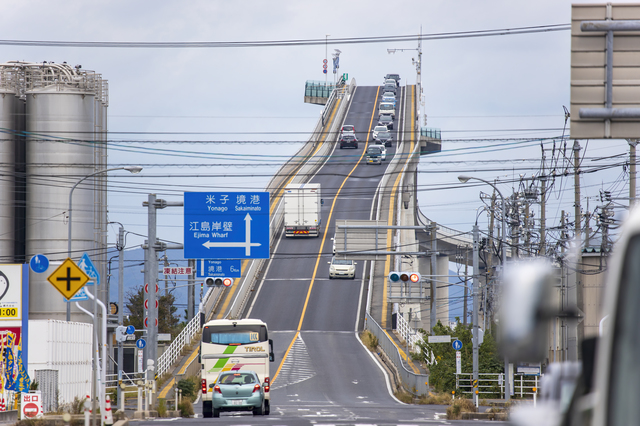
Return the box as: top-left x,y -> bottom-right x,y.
105,371 -> 146,389
365,312 -> 429,395
226,78 -> 357,319
395,312 -> 423,352
455,372 -> 540,399
156,310 -> 201,377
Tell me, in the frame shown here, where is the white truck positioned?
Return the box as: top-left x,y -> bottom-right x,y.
503,206 -> 640,426
283,183 -> 321,237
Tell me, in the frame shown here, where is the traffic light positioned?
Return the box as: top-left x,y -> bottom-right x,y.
205,277 -> 233,287
388,271 -> 422,284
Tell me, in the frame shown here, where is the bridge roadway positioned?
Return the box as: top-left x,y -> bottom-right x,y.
199,85 -> 454,425
146,85 -> 491,425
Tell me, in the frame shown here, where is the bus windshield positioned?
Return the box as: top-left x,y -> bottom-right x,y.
203,324 -> 268,345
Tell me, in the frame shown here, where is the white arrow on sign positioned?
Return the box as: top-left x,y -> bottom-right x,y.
202,213 -> 261,256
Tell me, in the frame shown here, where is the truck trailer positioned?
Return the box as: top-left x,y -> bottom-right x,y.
283,183 -> 321,237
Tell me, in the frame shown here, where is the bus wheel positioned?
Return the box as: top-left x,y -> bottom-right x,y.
203,401 -> 212,418
264,400 -> 270,415
213,408 -> 220,418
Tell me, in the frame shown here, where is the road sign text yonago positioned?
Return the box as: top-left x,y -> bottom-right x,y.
184,191 -> 270,259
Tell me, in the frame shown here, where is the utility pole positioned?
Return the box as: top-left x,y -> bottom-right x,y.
540,175 -> 547,256
187,259 -> 195,320
630,139 -> 637,207
117,225 -> 125,411
430,222 -> 437,333
472,224 -> 480,407
573,140 -> 583,360
463,249 -> 468,326
142,194 -> 183,406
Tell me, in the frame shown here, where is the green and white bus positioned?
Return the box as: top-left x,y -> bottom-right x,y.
200,319 -> 274,417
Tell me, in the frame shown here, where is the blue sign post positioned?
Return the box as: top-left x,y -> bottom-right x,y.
136,339 -> 146,349
196,259 -> 242,278
126,325 -> 135,335
452,339 -> 463,351
184,192 -> 270,259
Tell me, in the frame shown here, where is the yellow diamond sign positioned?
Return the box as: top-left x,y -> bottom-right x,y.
47,258 -> 90,300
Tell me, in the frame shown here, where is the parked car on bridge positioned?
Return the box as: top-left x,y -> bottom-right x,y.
384,74 -> 400,86
378,114 -> 393,130
375,130 -> 393,147
328,257 -> 356,279
339,134 -> 358,149
366,144 -> 386,164
211,371 -> 267,417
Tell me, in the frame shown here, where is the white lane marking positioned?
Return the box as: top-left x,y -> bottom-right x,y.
271,334 -> 317,390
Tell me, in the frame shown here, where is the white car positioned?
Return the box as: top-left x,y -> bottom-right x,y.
328,257 -> 356,279
372,125 -> 389,139
381,93 -> 396,106
371,142 -> 387,161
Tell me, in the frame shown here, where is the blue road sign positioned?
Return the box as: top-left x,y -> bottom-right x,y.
196,259 -> 242,278
452,339 -> 463,351
136,339 -> 146,349
184,192 -> 270,260
30,254 -> 50,273
78,253 -> 100,285
126,325 -> 135,335
65,287 -> 89,302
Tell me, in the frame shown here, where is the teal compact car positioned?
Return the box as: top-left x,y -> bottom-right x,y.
210,371 -> 267,417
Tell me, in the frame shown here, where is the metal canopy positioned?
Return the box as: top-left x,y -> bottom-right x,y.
333,219 -> 428,260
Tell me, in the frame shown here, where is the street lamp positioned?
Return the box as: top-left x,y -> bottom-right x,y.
458,175 -> 510,402
67,165 -> 143,320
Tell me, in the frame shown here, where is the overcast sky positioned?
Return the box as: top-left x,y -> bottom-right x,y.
1,0 -> 634,255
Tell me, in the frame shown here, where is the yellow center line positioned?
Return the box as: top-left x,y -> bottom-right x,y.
274,87 -> 380,384
381,86 -> 421,374
214,100 -> 342,320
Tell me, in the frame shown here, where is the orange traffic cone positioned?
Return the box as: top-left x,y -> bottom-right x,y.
83,395 -> 91,425
104,395 -> 113,425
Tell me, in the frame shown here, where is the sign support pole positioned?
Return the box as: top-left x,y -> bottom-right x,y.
117,225 -> 124,411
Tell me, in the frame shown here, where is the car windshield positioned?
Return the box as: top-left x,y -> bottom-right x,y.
367,147 -> 382,154
218,372 -> 257,385
342,126 -> 354,132
380,104 -> 393,110
332,259 -> 353,265
383,92 -> 395,98
342,135 -> 355,141
374,126 -> 387,132
378,132 -> 391,138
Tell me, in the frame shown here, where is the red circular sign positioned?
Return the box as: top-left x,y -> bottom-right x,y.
143,318 -> 158,327
23,402 -> 39,418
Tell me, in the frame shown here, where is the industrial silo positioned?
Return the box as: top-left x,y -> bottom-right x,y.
0,64 -> 26,263
24,63 -> 107,322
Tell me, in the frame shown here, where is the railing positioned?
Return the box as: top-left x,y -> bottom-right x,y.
105,371 -> 146,389
420,127 -> 441,139
395,312 -> 423,352
455,373 -> 540,399
156,311 -> 201,377
365,312 -> 429,395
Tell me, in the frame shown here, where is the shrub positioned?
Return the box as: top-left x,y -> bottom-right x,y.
418,391 -> 453,405
157,398 -> 167,417
177,376 -> 198,399
394,389 -> 414,404
178,399 -> 194,417
360,330 -> 379,352
446,398 -> 476,420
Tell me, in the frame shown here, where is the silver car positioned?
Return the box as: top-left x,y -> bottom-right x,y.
210,371 -> 267,417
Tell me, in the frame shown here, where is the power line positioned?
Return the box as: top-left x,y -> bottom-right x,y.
0,24 -> 570,49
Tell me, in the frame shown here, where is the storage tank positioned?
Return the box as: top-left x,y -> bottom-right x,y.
24,63 -> 106,322
0,88 -> 19,262
0,63 -> 26,263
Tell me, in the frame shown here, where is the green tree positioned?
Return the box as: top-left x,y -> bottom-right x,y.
416,320 -> 504,394
124,285 -> 181,338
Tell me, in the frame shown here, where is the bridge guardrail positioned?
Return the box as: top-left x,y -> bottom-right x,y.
365,312 -> 429,395
226,78 -> 357,319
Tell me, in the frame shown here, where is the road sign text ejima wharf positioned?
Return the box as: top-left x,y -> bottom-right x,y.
183,192 -> 270,260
